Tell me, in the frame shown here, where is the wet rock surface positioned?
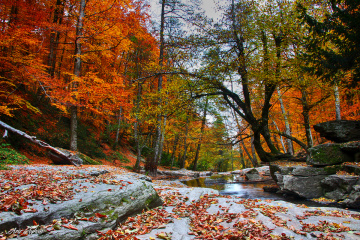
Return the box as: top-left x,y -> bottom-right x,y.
2,165 -> 360,239
0,166 -> 162,240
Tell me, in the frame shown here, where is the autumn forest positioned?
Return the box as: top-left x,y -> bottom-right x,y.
1,0 -> 359,175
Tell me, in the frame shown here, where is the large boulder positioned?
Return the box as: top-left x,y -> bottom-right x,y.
313,120 -> 360,143
271,165 -> 332,199
340,141 -> 360,162
1,166 -> 162,240
340,184 -> 360,209
307,143 -> 353,166
321,175 -> 359,201
244,168 -> 262,181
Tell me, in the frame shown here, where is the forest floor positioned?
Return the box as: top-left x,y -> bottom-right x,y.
3,145 -> 360,239
1,163 -> 360,240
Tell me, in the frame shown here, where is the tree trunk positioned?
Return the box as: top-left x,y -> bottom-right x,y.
277,87 -> 293,155
48,0 -> 64,77
272,119 -> 286,153
157,115 -> 167,165
301,89 -> 314,148
180,115 -> 190,169
0,120 -> 82,166
250,133 -> 260,167
114,107 -> 123,148
70,0 -> 85,151
334,83 -> 341,120
193,97 -> 208,171
146,0 -> 166,176
170,134 -> 179,170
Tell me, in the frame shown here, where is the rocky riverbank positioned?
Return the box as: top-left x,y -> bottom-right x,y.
2,165 -> 360,239
270,120 -> 360,209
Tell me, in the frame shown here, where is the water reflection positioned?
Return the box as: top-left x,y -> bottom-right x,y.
182,175 -> 355,209
221,182 -> 283,200
183,176 -> 282,200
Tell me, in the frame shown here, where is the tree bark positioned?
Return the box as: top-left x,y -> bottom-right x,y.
146,0 -> 166,176
301,89 -> 314,148
180,115 -> 190,169
250,133 -> 259,167
272,119 -> 286,153
114,107 -> 123,148
0,120 -> 82,166
334,83 -> 341,120
170,134 -> 179,170
193,97 -> 208,171
70,0 -> 85,151
277,87 -> 293,154
238,143 -> 246,168
48,0 -> 64,77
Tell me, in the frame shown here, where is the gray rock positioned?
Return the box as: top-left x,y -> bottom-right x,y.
307,143 -> 353,166
313,120 -> 360,143
282,175 -> 326,199
341,186 -> 360,209
321,175 -> 359,193
89,170 -> 109,176
321,175 -> 359,201
244,168 -> 262,181
291,166 -> 332,176
2,167 -> 162,240
340,141 -> 360,153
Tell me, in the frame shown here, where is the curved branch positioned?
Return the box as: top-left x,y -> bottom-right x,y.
271,130 -> 309,153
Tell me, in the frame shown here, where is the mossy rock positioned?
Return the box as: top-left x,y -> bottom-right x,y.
78,153 -> 101,165
54,148 -> 101,165
307,143 -> 353,166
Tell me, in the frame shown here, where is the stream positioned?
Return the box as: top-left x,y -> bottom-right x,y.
182,174 -> 333,207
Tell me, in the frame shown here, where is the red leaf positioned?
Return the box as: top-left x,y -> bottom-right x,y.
62,224 -> 78,231
95,212 -> 107,218
23,208 -> 37,213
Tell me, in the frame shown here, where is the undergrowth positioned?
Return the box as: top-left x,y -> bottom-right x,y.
0,143 -> 29,170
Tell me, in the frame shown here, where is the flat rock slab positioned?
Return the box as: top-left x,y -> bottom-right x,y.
131,185 -> 360,240
0,165 -> 162,240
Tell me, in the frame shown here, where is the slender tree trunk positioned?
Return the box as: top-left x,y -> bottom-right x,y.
170,134 -> 179,170
180,115 -> 190,169
238,144 -> 246,168
193,97 -> 208,171
48,0 -> 64,78
334,83 -> 341,120
272,119 -> 286,153
70,0 -> 85,151
114,107 -> 123,148
146,0 -> 166,176
157,115 -> 167,165
301,89 -> 314,148
250,133 -> 259,167
277,87 -> 293,154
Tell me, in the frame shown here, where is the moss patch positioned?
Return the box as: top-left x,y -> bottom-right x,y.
308,143 -> 352,166
78,153 -> 102,165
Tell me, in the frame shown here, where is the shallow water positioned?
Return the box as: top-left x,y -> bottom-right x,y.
182,175 -> 335,207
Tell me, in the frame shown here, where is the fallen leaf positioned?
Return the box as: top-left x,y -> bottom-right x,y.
95,212 -> 107,218
62,224 -> 78,231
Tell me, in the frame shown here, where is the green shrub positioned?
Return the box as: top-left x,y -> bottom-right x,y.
0,143 -> 29,169
107,151 -> 130,163
78,153 -> 102,165
159,152 -> 172,167
123,165 -> 133,171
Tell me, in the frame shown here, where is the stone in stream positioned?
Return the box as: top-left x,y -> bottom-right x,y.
244,168 -> 262,181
